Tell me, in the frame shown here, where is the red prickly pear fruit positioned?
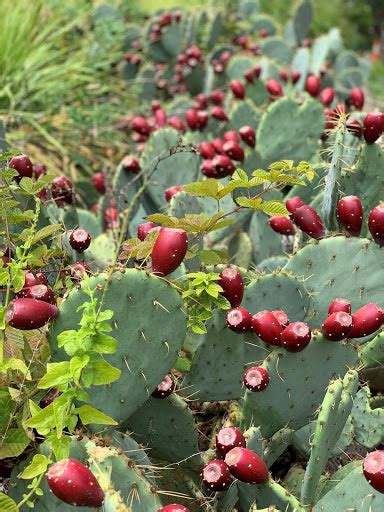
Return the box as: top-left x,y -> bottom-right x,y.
349,304 -> 383,338
211,154 -> 235,178
69,229 -> 92,253
22,270 -> 48,289
368,204 -> 384,245
363,112 -> 384,144
47,459 -> 104,507
160,505 -> 191,512
200,159 -> 216,177
346,118 -> 363,138
18,285 -> 56,305
201,459 -> 233,491
137,222 -> 156,241
168,116 -> 186,133
239,125 -> 256,148
151,374 -> 175,398
244,69 -> 254,83
154,109 -> 167,127
211,106 -> 228,121
216,427 -> 246,456
324,107 -> 336,130
51,176 -> 73,206
286,196 -> 304,218
196,110 -> 209,130
269,216 -> 296,235
185,109 -> 199,130
271,310 -> 289,328
9,154 -> 33,181
253,65 -> 262,78
6,298 -> 58,330
196,94 -> 208,108
319,87 -> 335,106
259,28 -> 268,38
226,307 -> 253,333
279,70 -> 288,82
151,100 -> 161,113
69,262 -> 91,282
252,311 -> 282,346
243,366 -> 270,392
363,450 -> 384,494
199,142 -> 216,160
230,80 -> 245,99
337,196 -> 363,236
266,79 -> 283,97
210,89 -> 225,105
211,138 -> 225,154
91,172 -> 106,195
222,140 -> 244,162
219,268 -> 244,307
225,447 -> 269,484
33,163 -> 47,179
165,185 -> 184,202
334,103 -> 349,117
223,130 -> 239,143
322,312 -> 353,341
294,205 -> 325,239
281,322 -> 311,352
151,228 -> 188,276
305,75 -> 321,97
349,87 -> 365,110
328,298 -> 351,315
291,70 -> 301,84
131,116 -> 151,135
122,156 -> 141,173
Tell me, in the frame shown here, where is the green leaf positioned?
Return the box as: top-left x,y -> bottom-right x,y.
184,179 -> 219,199
18,454 -> 50,480
37,362 -> 71,390
0,493 -> 17,512
174,356 -> 191,372
0,428 -> 30,458
31,224 -> 61,244
198,249 -> 226,265
75,405 -> 117,426
53,390 -> 75,437
92,333 -> 117,354
258,200 -> 289,216
11,267 -> 25,293
18,177 -> 34,194
235,196 -> 263,209
0,357 -> 30,377
90,359 -> 121,385
70,354 -> 90,385
24,403 -> 56,434
45,432 -> 71,460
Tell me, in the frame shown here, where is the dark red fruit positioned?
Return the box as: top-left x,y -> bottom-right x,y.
230,80 -> 245,99
151,374 -> 175,398
244,69 -> 254,83
319,87 -> 335,106
266,79 -> 283,97
294,205 -> 325,239
324,107 -> 336,130
291,70 -> 301,84
211,138 -> 224,154
160,505 -> 191,512
337,195 -> 363,236
211,106 -> 228,121
151,228 -> 188,276
196,110 -> 209,130
168,116 -> 186,133
279,70 -> 288,82
226,307 -> 252,333
131,116 -> 151,135
69,229 -> 91,253
368,204 -> 384,245
199,142 -> 215,160
328,298 -> 351,315
211,155 -> 235,178
51,176 -> 73,206
346,119 -> 363,138
269,216 -> 295,235
222,141 -> 244,162
243,366 -> 269,392
253,65 -> 262,78
286,196 -> 304,215
252,311 -> 282,346
305,75 -> 321,97
349,87 -> 364,110
9,154 -> 33,181
92,173 -> 106,195
6,298 -> 59,330
47,459 -> 104,507
239,125 -> 255,148
122,156 -> 141,173
40,388 -> 61,408
216,427 -> 246,456
223,131 -> 239,143
185,109 -> 199,130
363,450 -> 384,493
201,159 -> 216,177
22,270 -> 48,289
363,112 -> 384,144
69,262 -> 91,282
155,109 -> 167,127
322,312 -> 353,341
348,304 -> 383,338
18,284 -> 56,305
225,447 -> 269,484
281,322 -> 311,352
219,268 -> 244,307
210,90 -> 225,105
165,185 -> 184,202
271,310 -> 289,328
201,459 -> 233,491
33,163 -> 47,179
137,222 -> 156,241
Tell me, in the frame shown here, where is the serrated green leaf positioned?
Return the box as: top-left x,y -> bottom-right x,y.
75,405 -> 117,426
184,179 -> 219,199
258,200 -> 289,216
69,354 -> 90,385
90,358 -> 121,385
45,432 -> 71,460
198,249 -> 226,265
0,428 -> 30,458
0,493 -> 17,512
32,224 -> 61,244
235,196 -> 263,209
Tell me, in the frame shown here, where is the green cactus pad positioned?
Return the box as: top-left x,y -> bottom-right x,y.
293,0 -> 312,44
185,63 -> 206,95
226,55 -> 258,81
261,38 -> 292,64
292,47 -> 310,91
311,35 -> 330,75
238,479 -> 304,512
283,465 -> 305,499
335,67 -> 364,97
239,0 -> 260,19
207,12 -> 222,49
229,100 -> 262,131
360,332 -> 384,368
257,256 -> 289,272
249,15 -> 277,35
228,231 -> 253,268
136,65 -> 157,100
248,211 -> 283,264
84,232 -> 116,270
245,80 -> 269,106
318,461 -> 361,499
334,50 -> 361,74
76,209 -> 102,239
351,386 -> 384,448
49,270 -> 187,424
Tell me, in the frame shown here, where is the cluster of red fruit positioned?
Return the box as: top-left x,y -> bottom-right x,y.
123,38 -> 143,67
233,34 -> 262,54
211,49 -> 233,75
160,44 -> 204,95
149,10 -> 182,42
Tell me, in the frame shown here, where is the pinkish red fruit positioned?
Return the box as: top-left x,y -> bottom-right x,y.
346,119 -> 363,138
200,159 -> 216,177
47,459 -> 104,507
91,173 -> 106,195
22,270 -> 48,289
319,87 -> 335,106
243,366 -> 269,392
131,116 -> 151,135
349,87 -> 364,110
211,154 -> 235,178
305,75 -> 321,97
322,312 -> 353,341
51,176 -> 73,206
137,222 -> 156,241
253,65 -> 262,78
122,156 -> 141,173
286,196 -> 304,215
337,196 -> 363,236
69,229 -> 91,253
291,70 -> 301,84
363,112 -> 384,144
244,69 -> 254,83
151,228 -> 188,276
211,106 -> 228,121
18,285 -> 56,305
269,216 -> 295,235
279,70 -> 288,82
239,125 -> 255,148
160,505 -> 191,512
165,185 -> 184,202
219,268 -> 244,307
216,427 -> 246,456
230,80 -> 245,99
210,90 -> 225,105
201,459 -> 233,491
271,310 -> 289,328
222,140 -> 244,162
368,204 -> 384,245
10,154 -> 33,181
33,163 -> 47,179
226,307 -> 252,333
281,322 -> 311,352
252,311 -> 282,346
6,298 -> 59,330
168,116 -> 186,132
185,109 -> 199,131
223,130 -> 239,143
363,450 -> 384,494
294,205 -> 325,239
225,447 -> 269,484
266,79 -> 283,97
155,109 -> 167,127
196,110 -> 209,130
348,303 -> 383,338
151,374 -> 175,398
199,142 -> 215,159
328,298 -> 351,315
211,138 -> 224,154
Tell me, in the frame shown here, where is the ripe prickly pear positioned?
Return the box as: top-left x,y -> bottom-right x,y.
69,262 -> 91,282
151,374 -> 175,398
346,118 -> 363,138
131,116 -> 151,135
363,451 -> 384,494
210,89 -> 225,105
291,70 -> 301,84
243,366 -> 270,392
200,159 -> 216,177
10,154 -> 33,181
154,109 -> 167,127
322,312 -> 353,341
211,154 -> 235,178
337,196 -> 363,237
294,205 -> 325,239
349,87 -> 365,110
201,459 -> 233,491
281,322 -> 311,352
286,196 -> 304,215
216,427 -> 246,456
137,222 -> 156,241
226,307 -> 252,333
18,285 -> 56,305
51,176 -> 73,206
33,163 -> 47,179
222,140 -> 244,162
319,87 -> 335,106
363,112 -> 384,144
185,109 -> 199,131
305,75 -> 321,97
69,229 -> 91,253
269,216 -> 296,235
349,304 -> 383,338
151,228 -> 188,277
239,125 -> 255,148
91,173 -> 106,195
219,268 -> 244,307
244,69 -> 254,83
165,185 -> 184,202
199,142 -> 215,159
211,138 -> 224,154
211,106 -> 228,121
368,205 -> 384,245
223,130 -> 239,143
6,298 -> 58,330
266,79 -> 283,97
230,80 -> 245,99
47,459 -> 104,507
271,310 -> 289,328
168,116 -> 186,133
122,156 -> 141,173
328,298 -> 351,315
252,311 -> 282,346
196,110 -> 209,130
160,505 -> 191,512
279,70 -> 288,82
225,447 -> 269,484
